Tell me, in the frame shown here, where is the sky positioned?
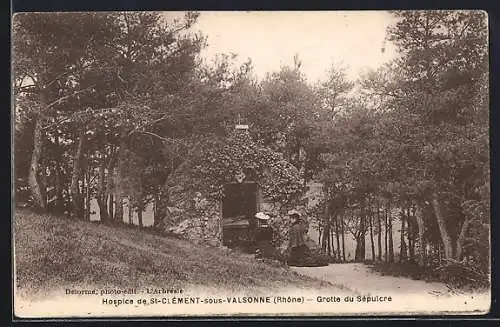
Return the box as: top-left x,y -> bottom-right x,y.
180,11 -> 399,83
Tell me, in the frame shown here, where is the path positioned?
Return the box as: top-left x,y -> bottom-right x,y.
291,263 -> 490,315
292,263 -> 449,295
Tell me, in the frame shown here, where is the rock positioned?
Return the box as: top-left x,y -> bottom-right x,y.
167,219 -> 191,235
159,187 -> 224,245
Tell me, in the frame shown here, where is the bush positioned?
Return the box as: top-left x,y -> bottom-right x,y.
433,258 -> 489,290
371,258 -> 489,290
372,262 -> 432,280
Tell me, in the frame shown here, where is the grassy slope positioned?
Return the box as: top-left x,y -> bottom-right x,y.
14,209 -> 330,299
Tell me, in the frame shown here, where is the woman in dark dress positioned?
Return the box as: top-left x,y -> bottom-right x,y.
287,210 -> 308,266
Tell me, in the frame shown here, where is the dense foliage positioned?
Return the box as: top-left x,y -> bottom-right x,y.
191,130 -> 304,204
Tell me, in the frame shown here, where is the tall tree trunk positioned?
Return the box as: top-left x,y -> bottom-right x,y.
340,220 -> 346,262
354,235 -> 361,262
85,170 -> 91,221
83,171 -> 87,220
40,159 -> 49,206
108,192 -> 114,221
153,192 -> 160,226
387,203 -> 394,263
115,197 -> 123,224
97,154 -> 109,223
218,202 -> 223,245
65,184 -> 71,216
138,204 -> 143,228
330,227 -> 335,259
377,203 -> 382,261
407,219 -> 413,262
431,192 -> 454,259
106,152 -> 116,221
155,188 -> 167,226
385,204 -> 389,262
128,197 -> 133,225
354,234 -> 365,262
327,228 -> 332,257
415,204 -> 426,266
355,203 -> 366,262
321,220 -> 330,254
341,213 -> 346,261
53,129 -> 64,214
70,128 -> 85,219
29,115 -> 47,211
399,208 -> 407,262
369,213 -> 376,261
321,222 -> 330,254
54,165 -> 64,214
456,217 -> 471,261
321,200 -> 330,254
407,205 -> 415,262
335,215 -> 341,261
114,132 -> 128,223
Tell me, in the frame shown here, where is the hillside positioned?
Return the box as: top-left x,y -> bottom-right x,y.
14,209 -> 333,301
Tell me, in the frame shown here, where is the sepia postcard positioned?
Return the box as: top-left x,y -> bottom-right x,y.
12,10 -> 490,318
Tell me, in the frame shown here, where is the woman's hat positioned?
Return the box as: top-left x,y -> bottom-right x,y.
255,212 -> 270,220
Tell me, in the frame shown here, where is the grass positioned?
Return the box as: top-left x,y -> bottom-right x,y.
14,209 -> 331,299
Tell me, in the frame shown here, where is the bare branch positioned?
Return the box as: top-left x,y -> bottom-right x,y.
145,114 -> 175,127
364,90 -> 405,99
42,116 -> 72,131
42,107 -> 122,130
42,86 -> 95,113
42,69 -> 74,90
129,130 -> 184,145
14,84 -> 38,93
458,22 -> 472,40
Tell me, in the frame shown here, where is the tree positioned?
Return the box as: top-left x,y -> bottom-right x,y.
13,13 -> 118,211
14,12 -> 206,220
316,64 -> 354,118
257,61 -> 318,175
385,10 -> 488,261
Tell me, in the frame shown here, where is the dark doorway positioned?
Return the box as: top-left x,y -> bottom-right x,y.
222,182 -> 258,250
222,182 -> 257,218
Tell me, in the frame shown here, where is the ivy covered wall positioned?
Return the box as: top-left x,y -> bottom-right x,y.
156,130 -> 305,246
